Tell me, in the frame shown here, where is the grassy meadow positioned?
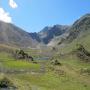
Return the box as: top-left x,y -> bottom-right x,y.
0,42 -> 90,90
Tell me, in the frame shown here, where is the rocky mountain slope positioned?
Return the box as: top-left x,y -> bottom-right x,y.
0,21 -> 38,48
66,13 -> 90,43
49,13 -> 90,47
38,25 -> 69,44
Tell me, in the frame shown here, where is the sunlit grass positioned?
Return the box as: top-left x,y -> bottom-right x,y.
2,60 -> 40,70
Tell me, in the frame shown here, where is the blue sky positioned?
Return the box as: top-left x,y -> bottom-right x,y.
0,0 -> 90,32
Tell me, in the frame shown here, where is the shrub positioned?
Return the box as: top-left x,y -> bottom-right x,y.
51,60 -> 61,65
0,77 -> 16,89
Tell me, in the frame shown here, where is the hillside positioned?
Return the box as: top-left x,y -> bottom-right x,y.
66,13 -> 90,43
0,21 -> 38,48
48,14 -> 90,47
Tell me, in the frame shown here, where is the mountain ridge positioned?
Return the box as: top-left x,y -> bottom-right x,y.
0,21 -> 38,48
0,13 -> 90,48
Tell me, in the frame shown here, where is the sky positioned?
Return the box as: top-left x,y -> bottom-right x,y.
0,0 -> 90,32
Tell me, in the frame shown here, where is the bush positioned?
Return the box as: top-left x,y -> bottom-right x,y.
0,77 -> 16,89
14,49 -> 34,61
80,68 -> 90,75
51,60 -> 61,65
76,44 -> 90,62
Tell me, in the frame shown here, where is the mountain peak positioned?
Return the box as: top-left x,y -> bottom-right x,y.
38,25 -> 69,44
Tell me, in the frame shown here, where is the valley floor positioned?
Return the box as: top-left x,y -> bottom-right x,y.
0,51 -> 90,90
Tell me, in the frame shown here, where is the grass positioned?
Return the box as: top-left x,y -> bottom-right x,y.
11,70 -> 90,90
0,52 -> 40,70
59,55 -> 90,69
0,42 -> 90,90
0,57 -> 90,90
6,53 -> 90,90
58,31 -> 90,54
0,74 -> 32,90
3,60 -> 40,70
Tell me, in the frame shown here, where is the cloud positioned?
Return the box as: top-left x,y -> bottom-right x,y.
9,0 -> 18,9
0,0 -> 18,23
0,8 -> 12,23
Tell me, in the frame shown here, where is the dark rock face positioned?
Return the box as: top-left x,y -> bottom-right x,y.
38,25 -> 69,44
29,32 -> 41,42
28,25 -> 69,44
76,44 -> 90,62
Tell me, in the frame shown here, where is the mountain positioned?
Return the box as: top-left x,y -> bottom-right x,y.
0,21 -> 38,48
29,32 -> 41,42
47,14 -> 90,47
0,13 -> 89,49
65,13 -> 90,43
38,25 -> 69,44
0,21 -> 69,48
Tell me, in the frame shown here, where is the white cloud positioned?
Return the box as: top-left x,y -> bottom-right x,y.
0,0 -> 18,23
0,8 -> 12,23
9,0 -> 18,9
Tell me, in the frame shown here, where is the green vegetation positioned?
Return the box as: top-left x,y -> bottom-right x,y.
3,60 -> 40,69
0,51 -> 40,70
0,49 -> 90,90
